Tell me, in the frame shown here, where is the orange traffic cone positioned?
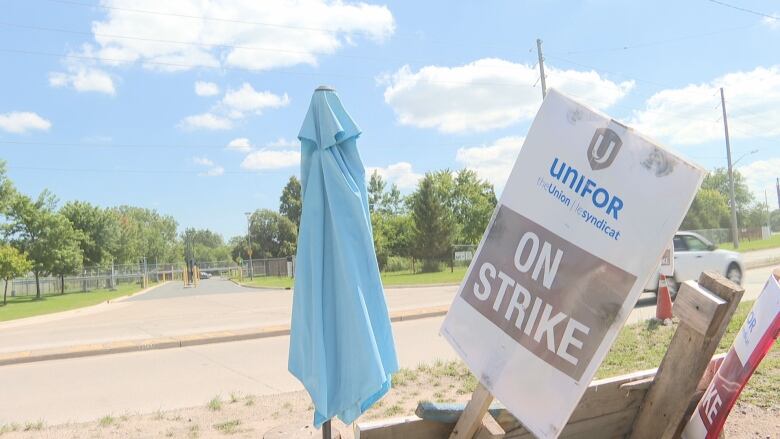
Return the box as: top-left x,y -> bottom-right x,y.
656,274 -> 673,322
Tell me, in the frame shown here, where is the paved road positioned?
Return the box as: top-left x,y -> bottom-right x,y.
0,279 -> 456,354
0,265 -> 775,425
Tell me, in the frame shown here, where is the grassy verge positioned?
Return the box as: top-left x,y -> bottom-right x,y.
719,233 -> 780,252
0,282 -> 149,323
235,266 -> 470,289
388,300 -> 777,409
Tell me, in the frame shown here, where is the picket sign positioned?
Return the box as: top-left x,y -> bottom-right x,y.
681,268 -> 780,439
355,271 -> 745,439
439,89 -> 704,438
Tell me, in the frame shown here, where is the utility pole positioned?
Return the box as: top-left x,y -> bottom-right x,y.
766,190 -> 771,232
776,177 -> 780,214
720,87 -> 739,249
536,38 -> 547,98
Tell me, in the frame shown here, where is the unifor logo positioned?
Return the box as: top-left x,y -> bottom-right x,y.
587,127 -> 622,170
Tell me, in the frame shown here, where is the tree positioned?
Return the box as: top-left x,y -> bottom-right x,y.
452,169 -> 497,244
0,160 -> 15,215
48,214 -> 83,294
246,209 -> 297,258
4,191 -> 82,298
110,206 -> 179,264
279,176 -> 302,228
381,184 -> 404,215
409,173 -> 455,271
771,209 -> 780,232
701,169 -> 754,226
0,245 -> 31,305
61,201 -> 120,267
681,188 -> 731,230
368,171 -> 386,213
182,228 -> 230,263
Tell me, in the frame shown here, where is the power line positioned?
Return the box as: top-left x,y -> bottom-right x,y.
39,0 -> 532,53
0,21 -> 492,66
705,0 -> 780,20
44,0 -> 369,36
558,23 -> 758,56
0,47 -> 541,89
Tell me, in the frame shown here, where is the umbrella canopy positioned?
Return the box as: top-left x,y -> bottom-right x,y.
289,86 -> 398,427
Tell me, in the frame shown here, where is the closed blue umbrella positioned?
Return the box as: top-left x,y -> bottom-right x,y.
289,86 -> 398,429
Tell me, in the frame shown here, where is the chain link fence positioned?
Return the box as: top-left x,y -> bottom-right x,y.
4,257 -> 296,298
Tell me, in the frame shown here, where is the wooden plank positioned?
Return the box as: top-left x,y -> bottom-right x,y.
354,416 -> 453,439
673,281 -> 727,336
629,272 -> 743,439
449,383 -> 494,439
416,402 -> 504,424
474,413 -> 505,439
506,407 -> 639,439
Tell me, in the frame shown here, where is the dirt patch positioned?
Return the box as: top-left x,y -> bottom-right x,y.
0,360 -> 775,438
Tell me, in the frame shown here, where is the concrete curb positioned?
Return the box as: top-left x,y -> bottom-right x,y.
229,279 -> 290,290
0,305 -> 449,367
745,257 -> 780,270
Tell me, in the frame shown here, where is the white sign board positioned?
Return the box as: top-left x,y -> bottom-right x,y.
441,89 -> 705,438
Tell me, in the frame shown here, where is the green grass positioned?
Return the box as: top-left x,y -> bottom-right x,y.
235,265 -> 469,289
207,396 -> 222,411
212,420 -> 240,434
595,299 -> 778,407
719,233 -> 780,252
0,282 -> 147,323
401,300 -> 776,409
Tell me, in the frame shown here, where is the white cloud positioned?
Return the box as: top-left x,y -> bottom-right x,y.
179,113 -> 233,130
90,0 -> 394,72
226,137 -> 252,152
0,112 -> 52,134
762,15 -> 780,30
181,83 -> 288,129
266,137 -> 299,149
221,83 -> 290,116
738,158 -> 780,210
195,81 -> 220,96
193,156 -> 224,176
241,150 -> 300,170
48,45 -> 116,95
382,58 -> 633,133
367,162 -> 422,190
631,66 -> 780,145
456,136 -> 524,188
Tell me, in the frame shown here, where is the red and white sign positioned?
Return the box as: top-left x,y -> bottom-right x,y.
682,272 -> 780,439
659,242 -> 674,277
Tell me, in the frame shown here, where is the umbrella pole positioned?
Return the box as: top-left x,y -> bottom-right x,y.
322,420 -> 332,439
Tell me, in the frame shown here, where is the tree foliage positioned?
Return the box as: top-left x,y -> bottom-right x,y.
279,176 -> 302,229
3,191 -> 81,297
61,201 -> 120,267
409,172 -> 456,270
681,188 -> 730,230
0,245 -> 31,304
182,228 -> 230,263
236,209 -> 297,259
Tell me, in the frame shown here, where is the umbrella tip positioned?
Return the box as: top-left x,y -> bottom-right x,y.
315,85 -> 336,92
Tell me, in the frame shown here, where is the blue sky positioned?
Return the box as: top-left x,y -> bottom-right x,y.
1,0 -> 778,239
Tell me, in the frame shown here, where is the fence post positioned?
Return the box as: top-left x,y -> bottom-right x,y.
110,261 -> 116,291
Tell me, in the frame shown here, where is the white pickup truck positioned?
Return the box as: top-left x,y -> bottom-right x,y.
645,231 -> 744,297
